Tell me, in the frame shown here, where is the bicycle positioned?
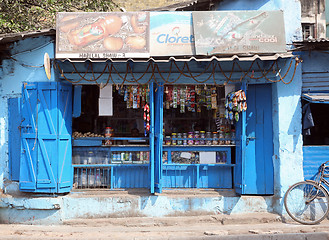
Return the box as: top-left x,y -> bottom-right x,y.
284,160 -> 329,224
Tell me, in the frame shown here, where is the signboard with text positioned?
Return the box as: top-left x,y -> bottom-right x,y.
150,12 -> 195,56
56,11 -> 287,59
192,10 -> 286,55
56,12 -> 150,59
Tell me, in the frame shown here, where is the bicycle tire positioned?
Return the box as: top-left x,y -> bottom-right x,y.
284,181 -> 329,225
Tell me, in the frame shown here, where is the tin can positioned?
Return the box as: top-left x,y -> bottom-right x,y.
194,131 -> 200,145
188,132 -> 194,145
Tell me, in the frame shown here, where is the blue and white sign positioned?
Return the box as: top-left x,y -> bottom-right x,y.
150,12 -> 195,56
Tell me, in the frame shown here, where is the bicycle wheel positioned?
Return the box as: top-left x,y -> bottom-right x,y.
284,181 -> 329,224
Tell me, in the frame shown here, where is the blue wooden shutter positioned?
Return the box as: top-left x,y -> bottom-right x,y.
20,83 -> 38,191
57,83 -> 73,193
36,82 -> 58,191
19,82 -> 73,193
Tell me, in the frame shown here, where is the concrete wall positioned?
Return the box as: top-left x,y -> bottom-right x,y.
0,36 -> 56,191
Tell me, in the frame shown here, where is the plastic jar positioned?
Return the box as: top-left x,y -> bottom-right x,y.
200,131 -> 206,145
183,133 -> 188,145
206,132 -> 212,145
219,132 -> 225,145
188,132 -> 194,145
212,132 -> 219,145
177,133 -> 183,145
194,131 -> 200,145
172,133 -> 177,145
165,136 -> 171,145
231,130 -> 236,145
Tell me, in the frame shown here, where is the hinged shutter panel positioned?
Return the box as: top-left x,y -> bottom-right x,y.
36,82 -> 57,190
19,83 -> 38,191
57,83 -> 73,193
19,82 -> 73,193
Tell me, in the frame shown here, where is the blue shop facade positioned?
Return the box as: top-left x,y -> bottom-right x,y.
0,1 -> 305,223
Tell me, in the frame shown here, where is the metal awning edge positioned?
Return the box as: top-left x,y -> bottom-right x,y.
302,93 -> 329,104
56,52 -> 294,63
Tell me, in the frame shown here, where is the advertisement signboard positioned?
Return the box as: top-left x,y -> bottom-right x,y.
56,12 -> 150,59
149,12 -> 195,56
56,11 -> 286,59
192,11 -> 286,55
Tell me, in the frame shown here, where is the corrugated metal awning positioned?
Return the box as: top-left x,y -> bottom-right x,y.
302,93 -> 329,104
58,52 -> 294,63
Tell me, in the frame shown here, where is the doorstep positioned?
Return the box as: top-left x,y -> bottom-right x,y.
0,188 -> 278,225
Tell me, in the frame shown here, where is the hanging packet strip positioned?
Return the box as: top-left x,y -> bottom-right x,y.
211,87 -> 217,110
190,86 -> 196,112
173,86 -> 178,108
180,87 -> 185,113
132,86 -> 138,109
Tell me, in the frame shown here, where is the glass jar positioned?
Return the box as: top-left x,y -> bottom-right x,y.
165,136 -> 171,145
194,131 -> 200,145
205,132 -> 212,145
225,132 -> 231,145
212,132 -> 219,145
200,131 -> 206,145
172,133 -> 177,145
219,132 -> 225,145
177,133 -> 183,145
183,133 -> 188,145
188,132 -> 194,145
231,130 -> 236,145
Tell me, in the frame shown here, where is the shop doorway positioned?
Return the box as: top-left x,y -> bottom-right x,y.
243,84 -> 274,195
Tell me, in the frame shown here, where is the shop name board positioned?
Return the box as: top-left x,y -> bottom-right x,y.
55,10 -> 286,59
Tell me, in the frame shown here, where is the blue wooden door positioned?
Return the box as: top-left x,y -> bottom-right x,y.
20,83 -> 38,191
57,83 -> 73,193
20,82 -> 72,193
36,82 -> 58,191
243,84 -> 274,195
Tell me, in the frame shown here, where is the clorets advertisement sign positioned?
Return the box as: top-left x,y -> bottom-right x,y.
55,11 -> 286,59
149,12 -> 195,56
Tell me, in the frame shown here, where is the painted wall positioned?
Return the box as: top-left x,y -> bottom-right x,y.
0,36 -> 56,191
272,61 -> 303,206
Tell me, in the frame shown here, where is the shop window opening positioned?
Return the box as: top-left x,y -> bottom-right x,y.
302,100 -> 329,145
72,84 -> 150,189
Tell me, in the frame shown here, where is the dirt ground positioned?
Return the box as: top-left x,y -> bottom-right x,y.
1,213 -> 329,239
